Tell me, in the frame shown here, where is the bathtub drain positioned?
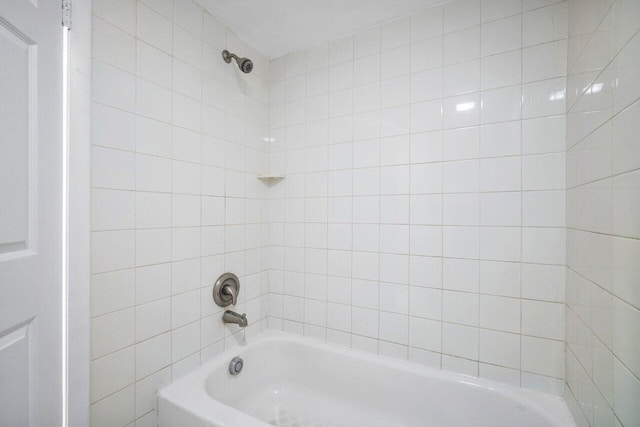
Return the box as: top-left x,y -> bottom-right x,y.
229,356 -> 243,375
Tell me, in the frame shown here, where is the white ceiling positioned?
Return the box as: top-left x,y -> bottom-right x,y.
196,0 -> 447,59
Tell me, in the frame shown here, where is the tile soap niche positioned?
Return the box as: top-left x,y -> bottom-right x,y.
259,151 -> 284,185
257,175 -> 285,185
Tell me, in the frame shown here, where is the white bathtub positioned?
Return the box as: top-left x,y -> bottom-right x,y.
158,331 -> 575,427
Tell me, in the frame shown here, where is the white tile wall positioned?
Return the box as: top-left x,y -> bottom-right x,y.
89,1 -> 640,425
90,0 -> 270,425
267,0 -> 568,396
564,0 -> 640,425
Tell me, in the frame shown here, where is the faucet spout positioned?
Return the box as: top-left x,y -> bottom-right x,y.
223,310 -> 248,327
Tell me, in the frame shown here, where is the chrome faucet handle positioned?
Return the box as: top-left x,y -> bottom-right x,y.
213,273 -> 240,307
221,284 -> 237,306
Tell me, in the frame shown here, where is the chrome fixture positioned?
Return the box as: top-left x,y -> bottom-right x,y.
213,272 -> 240,307
223,310 -> 248,328
229,356 -> 244,376
222,50 -> 253,73
213,273 -> 248,327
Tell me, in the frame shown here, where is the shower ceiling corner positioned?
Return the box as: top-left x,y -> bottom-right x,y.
194,0 -> 450,59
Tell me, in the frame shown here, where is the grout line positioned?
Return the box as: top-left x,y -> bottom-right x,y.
439,19 -> 445,370
131,29 -> 139,420
477,1 -> 485,375
372,33 -> 382,354
519,0 -> 525,388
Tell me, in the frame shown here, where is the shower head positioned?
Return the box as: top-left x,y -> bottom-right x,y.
222,50 -> 253,74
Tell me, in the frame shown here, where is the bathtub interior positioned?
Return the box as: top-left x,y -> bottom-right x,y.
197,334 -> 572,427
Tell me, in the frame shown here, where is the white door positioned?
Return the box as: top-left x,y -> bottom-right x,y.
0,0 -> 65,425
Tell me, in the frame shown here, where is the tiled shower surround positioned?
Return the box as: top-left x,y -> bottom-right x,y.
88,0 -> 640,426
89,0 -> 270,425
564,0 -> 640,425
268,0 -> 568,395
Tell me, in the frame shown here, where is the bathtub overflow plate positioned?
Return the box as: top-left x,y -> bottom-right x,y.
229,356 -> 243,376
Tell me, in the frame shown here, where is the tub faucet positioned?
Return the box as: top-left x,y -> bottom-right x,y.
223,310 -> 248,327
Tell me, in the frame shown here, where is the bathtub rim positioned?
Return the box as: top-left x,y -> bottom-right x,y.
158,330 -> 576,427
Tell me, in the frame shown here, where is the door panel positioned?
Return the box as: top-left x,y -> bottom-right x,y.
0,16 -> 34,256
0,321 -> 32,426
0,0 -> 64,425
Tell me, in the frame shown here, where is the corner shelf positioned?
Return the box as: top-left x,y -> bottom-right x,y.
257,175 -> 285,185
